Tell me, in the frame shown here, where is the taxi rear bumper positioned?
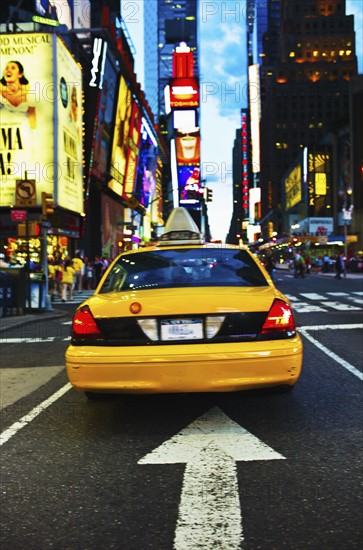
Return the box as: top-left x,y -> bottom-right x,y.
66,336 -> 303,394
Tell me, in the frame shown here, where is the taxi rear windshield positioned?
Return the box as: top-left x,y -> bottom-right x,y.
99,248 -> 268,293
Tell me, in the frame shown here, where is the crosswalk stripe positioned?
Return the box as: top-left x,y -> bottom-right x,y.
299,293 -> 326,300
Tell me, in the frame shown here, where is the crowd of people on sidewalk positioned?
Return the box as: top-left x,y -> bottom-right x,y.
48,255 -> 112,302
292,251 -> 349,279
261,250 -> 362,281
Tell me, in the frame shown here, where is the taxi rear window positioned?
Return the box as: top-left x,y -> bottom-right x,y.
99,248 -> 268,293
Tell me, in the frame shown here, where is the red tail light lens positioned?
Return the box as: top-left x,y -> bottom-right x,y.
261,299 -> 296,336
72,305 -> 102,340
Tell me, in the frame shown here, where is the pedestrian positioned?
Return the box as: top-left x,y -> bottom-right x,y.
264,253 -> 276,282
335,252 -> 346,280
85,260 -> 95,290
61,258 -> 75,301
304,256 -> 311,275
72,253 -> 84,292
93,256 -> 104,286
323,254 -> 330,273
294,253 -> 306,278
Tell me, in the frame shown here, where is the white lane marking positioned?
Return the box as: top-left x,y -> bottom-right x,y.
299,324 -> 363,331
0,337 -> 56,344
326,292 -> 348,296
322,301 -> 361,311
62,321 -> 72,325
139,407 -> 285,550
346,296 -> 363,305
299,329 -> 363,381
0,383 -> 72,446
292,303 -> 327,312
299,293 -> 326,300
353,292 -> 363,295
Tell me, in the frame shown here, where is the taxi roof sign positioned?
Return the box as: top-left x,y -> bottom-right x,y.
159,207 -> 204,246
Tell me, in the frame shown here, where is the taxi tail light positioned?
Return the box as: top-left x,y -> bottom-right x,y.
261,299 -> 296,335
72,305 -> 103,340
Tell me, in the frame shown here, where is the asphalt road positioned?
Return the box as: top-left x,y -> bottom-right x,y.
1,270 -> 362,550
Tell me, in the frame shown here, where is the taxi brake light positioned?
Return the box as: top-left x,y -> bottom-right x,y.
72,305 -> 102,340
261,299 -> 296,334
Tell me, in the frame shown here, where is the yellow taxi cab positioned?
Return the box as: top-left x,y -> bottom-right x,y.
66,208 -> 303,398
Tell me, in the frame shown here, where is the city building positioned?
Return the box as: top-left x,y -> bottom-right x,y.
258,0 -> 358,241
0,0 -> 168,269
143,0 -> 198,127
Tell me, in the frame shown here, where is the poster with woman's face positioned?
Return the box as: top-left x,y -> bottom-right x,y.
0,33 -> 54,207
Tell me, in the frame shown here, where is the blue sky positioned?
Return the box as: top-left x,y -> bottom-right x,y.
124,0 -> 363,240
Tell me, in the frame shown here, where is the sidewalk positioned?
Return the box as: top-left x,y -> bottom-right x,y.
0,308 -> 68,333
276,263 -> 363,278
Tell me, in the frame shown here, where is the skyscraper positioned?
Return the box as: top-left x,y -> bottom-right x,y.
258,0 -> 358,235
143,0 -> 199,127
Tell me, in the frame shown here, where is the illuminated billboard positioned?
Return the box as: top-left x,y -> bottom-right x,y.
169,77 -> 199,108
56,36 -> 83,214
123,100 -> 142,197
308,151 -> 331,216
91,53 -> 118,180
285,164 -> 302,210
178,166 -> 201,207
135,123 -> 158,208
172,109 -> 196,130
109,75 -> 132,196
248,64 -> 261,173
175,128 -> 200,166
0,33 -> 83,213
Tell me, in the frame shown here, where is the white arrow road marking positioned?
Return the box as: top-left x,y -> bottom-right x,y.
139,407 -> 285,549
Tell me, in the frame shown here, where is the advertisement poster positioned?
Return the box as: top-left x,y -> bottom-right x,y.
178,166 -> 201,207
91,54 -> 117,180
169,77 -> 199,108
135,126 -> 157,208
175,128 -> 200,166
0,33 -> 54,206
109,75 -> 132,196
123,100 -> 142,197
56,35 -> 83,214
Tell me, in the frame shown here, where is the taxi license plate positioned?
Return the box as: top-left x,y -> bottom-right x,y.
161,319 -> 203,341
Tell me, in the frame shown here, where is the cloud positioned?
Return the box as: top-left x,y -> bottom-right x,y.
346,0 -> 363,73
200,15 -> 248,117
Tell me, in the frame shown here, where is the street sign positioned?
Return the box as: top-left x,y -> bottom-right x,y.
40,221 -> 52,228
15,179 -> 36,207
11,209 -> 27,222
32,15 -> 60,27
139,406 -> 285,548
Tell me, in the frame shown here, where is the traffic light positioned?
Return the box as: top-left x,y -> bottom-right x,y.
41,192 -> 54,218
206,188 -> 213,202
